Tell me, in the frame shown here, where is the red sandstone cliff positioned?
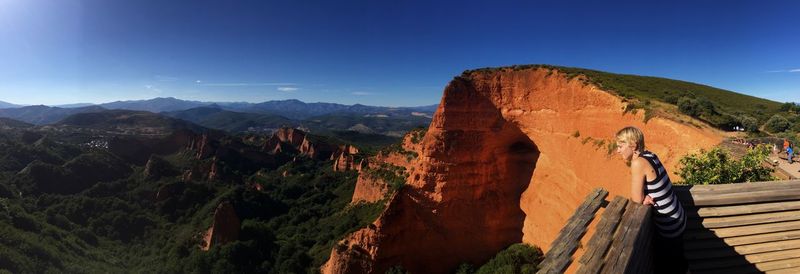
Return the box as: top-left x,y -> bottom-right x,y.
323,67 -> 722,273
201,201 -> 241,251
350,132 -> 422,204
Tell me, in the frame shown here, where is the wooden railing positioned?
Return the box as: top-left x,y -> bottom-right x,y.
537,179 -> 800,274
537,188 -> 654,274
676,180 -> 800,274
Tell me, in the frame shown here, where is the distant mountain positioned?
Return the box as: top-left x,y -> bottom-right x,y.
240,99 -> 437,119
0,100 -> 22,109
408,104 -> 439,113
100,97 -> 209,113
163,106 -> 297,132
96,97 -> 437,119
56,109 -> 209,135
52,103 -> 96,108
302,112 -> 431,137
0,117 -> 33,128
0,105 -> 106,125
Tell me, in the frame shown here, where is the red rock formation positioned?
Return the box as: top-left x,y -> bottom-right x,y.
350,132 -> 421,204
263,127 -> 306,152
298,136 -> 336,159
350,172 -> 389,204
332,145 -> 362,172
188,133 -> 213,159
201,201 -> 241,251
323,67 -> 722,273
181,158 -> 220,182
208,157 -> 219,181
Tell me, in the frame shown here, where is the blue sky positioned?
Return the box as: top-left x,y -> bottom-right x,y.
0,0 -> 798,107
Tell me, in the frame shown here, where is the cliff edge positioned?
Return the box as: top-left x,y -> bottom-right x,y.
323,67 -> 722,273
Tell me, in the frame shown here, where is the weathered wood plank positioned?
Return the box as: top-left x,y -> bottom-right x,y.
676,187 -> 800,206
576,196 -> 629,274
685,239 -> 800,260
754,257 -> 800,272
768,266 -> 800,274
685,229 -> 800,250
598,202 -> 637,274
686,200 -> 800,219
688,209 -> 800,229
600,203 -> 650,274
537,188 -> 609,274
684,220 -> 800,240
688,248 -> 800,270
626,205 -> 653,274
676,180 -> 800,195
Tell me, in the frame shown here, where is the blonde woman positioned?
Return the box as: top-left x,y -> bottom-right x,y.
615,126 -> 688,274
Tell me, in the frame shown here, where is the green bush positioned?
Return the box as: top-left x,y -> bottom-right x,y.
676,144 -> 774,185
739,115 -> 759,132
474,243 -> 543,274
677,97 -> 699,117
764,114 -> 790,133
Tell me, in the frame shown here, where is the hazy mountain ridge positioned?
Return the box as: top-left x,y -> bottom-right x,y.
0,100 -> 22,109
0,99 -> 435,138
97,97 -> 437,119
0,105 -> 107,125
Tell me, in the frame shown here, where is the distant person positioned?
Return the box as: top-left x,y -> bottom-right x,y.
789,144 -> 794,164
785,139 -> 790,152
615,126 -> 688,274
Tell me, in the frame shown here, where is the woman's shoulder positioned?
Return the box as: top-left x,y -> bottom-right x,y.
631,156 -> 650,169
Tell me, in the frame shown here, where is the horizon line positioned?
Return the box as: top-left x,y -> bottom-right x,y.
0,97 -> 441,109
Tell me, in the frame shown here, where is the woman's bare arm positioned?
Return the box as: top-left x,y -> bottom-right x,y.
630,157 -> 646,204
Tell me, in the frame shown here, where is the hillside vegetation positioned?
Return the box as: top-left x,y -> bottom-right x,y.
0,126 -> 385,273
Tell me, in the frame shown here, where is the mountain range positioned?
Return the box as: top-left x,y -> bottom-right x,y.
0,97 -> 438,118
0,98 -> 437,136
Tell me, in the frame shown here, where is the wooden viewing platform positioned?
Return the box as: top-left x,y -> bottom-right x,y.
537,180 -> 800,274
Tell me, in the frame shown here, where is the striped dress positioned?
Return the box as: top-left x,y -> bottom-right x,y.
639,151 -> 686,238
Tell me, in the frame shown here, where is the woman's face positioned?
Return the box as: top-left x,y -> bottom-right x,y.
616,140 -> 636,162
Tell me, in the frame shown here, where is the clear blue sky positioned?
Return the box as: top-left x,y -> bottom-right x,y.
0,0 -> 798,107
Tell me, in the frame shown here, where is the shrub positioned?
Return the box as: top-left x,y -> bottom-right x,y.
764,114 -> 790,133
676,144 -> 774,185
677,97 -> 699,117
475,243 -> 542,274
739,115 -> 759,132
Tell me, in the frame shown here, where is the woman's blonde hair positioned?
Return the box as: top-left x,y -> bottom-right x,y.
616,126 -> 645,153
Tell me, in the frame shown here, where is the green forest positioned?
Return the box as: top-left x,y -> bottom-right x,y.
0,127 -> 387,273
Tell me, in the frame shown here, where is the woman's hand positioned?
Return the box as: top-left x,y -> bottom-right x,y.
643,195 -> 655,206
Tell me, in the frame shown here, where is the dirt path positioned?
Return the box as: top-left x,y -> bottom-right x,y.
768,154 -> 800,179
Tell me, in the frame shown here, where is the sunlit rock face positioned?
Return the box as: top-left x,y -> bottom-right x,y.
323,67 -> 721,274
201,201 -> 240,251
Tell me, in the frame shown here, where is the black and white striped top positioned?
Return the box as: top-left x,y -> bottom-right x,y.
640,151 -> 686,238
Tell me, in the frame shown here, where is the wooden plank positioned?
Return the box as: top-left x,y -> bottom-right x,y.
754,257 -> 800,272
626,206 -> 653,274
685,239 -> 800,260
688,248 -> 800,270
685,229 -> 800,250
676,180 -> 800,195
598,202 -> 637,274
688,209 -> 800,229
686,200 -> 800,218
537,188 -> 608,274
691,265 -> 766,274
768,266 -> 800,274
676,187 -> 800,207
600,203 -> 650,274
684,220 -> 800,240
576,196 -> 629,274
